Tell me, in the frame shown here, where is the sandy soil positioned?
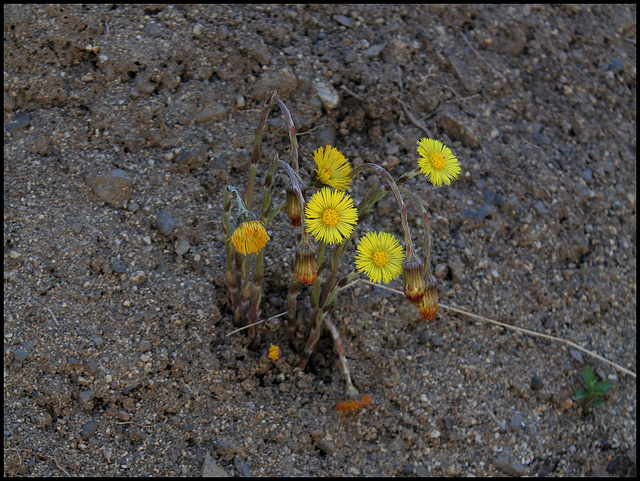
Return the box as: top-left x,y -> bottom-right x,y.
4,4 -> 636,476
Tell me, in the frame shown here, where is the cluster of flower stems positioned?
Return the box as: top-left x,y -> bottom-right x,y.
222,91 -> 458,405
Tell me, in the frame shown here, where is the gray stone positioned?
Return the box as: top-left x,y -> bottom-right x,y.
175,144 -> 208,172
78,389 -> 95,410
234,457 -> 252,477
250,68 -> 297,100
314,80 -> 340,110
448,258 -> 465,283
80,420 -> 98,440
13,348 -> 28,366
193,102 -> 229,123
5,114 -> 31,134
202,452 -> 228,477
86,169 -> 132,208
493,455 -> 528,476
508,413 -> 524,430
110,256 -> 128,273
364,42 -> 387,58
435,113 -> 479,148
157,209 -> 176,235
333,14 -> 353,27
175,237 -> 190,256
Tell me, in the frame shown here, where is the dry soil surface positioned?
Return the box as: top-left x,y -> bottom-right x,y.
4,4 -> 636,477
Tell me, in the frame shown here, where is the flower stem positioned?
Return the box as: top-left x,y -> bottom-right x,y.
324,316 -> 356,395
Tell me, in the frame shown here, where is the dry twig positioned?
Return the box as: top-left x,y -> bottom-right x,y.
393,97 -> 434,138
461,32 -> 508,83
348,279 -> 637,379
6,447 -> 71,476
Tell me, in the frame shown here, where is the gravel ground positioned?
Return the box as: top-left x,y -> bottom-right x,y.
4,4 -> 636,477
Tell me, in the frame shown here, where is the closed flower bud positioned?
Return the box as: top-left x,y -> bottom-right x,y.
402,254 -> 426,305
285,187 -> 302,227
418,272 -> 438,321
294,240 -> 317,285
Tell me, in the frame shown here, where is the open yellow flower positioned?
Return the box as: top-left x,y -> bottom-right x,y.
355,231 -> 404,284
231,220 -> 270,255
305,187 -> 358,245
417,138 -> 461,186
313,145 -> 352,191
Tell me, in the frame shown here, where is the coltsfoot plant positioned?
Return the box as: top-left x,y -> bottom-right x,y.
574,365 -> 614,414
222,91 -> 460,409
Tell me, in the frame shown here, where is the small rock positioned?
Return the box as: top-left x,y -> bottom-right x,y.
315,439 -> 336,455
86,169 -> 132,208
13,348 -> 28,367
250,68 -> 297,100
388,437 -> 406,451
175,237 -> 190,256
493,455 -> 527,476
364,42 -> 387,58
130,270 -> 147,285
202,452 -> 228,477
80,420 -> 98,440
432,335 -> 443,347
533,201 -> 548,215
83,359 -> 98,375
435,113 -> 479,148
530,375 -> 544,391
193,103 -> 229,123
434,263 -> 448,279
157,209 -> 176,235
5,114 -> 32,134
193,22 -> 204,37
175,144 -> 208,172
314,80 -> 340,110
448,258 -> 465,283
333,14 -> 353,27
139,341 -> 152,352
110,256 -> 128,273
234,457 -> 252,477
508,413 -> 524,431
78,389 -> 95,411
314,124 -> 337,148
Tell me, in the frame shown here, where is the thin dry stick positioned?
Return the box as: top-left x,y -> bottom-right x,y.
6,447 -> 71,477
393,97 -> 434,138
348,279 -> 636,379
461,32 -> 508,83
45,307 -> 59,326
225,310 -> 287,337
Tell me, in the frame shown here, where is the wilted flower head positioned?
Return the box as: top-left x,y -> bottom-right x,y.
294,238 -> 318,285
418,271 -> 438,321
313,145 -> 352,191
402,254 -> 426,305
231,219 -> 270,255
285,187 -> 303,227
305,187 -> 358,245
417,137 -> 461,187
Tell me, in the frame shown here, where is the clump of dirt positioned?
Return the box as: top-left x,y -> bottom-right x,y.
4,4 -> 636,476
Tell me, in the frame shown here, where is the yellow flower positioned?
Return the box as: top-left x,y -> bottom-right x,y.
267,343 -> 281,362
417,138 -> 461,186
355,231 -> 404,284
305,187 -> 358,245
231,220 -> 270,255
313,145 -> 352,191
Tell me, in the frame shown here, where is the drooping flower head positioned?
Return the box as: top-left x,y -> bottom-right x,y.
231,220 -> 270,255
294,238 -> 318,285
313,145 -> 352,191
355,231 -> 404,284
417,138 -> 461,187
305,187 -> 358,245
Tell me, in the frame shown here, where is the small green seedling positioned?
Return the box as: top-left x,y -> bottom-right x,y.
574,365 -> 613,413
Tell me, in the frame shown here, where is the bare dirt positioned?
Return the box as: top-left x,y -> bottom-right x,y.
3,4 -> 636,477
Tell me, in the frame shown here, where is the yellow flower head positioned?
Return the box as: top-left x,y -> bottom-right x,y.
305,187 -> 358,245
313,145 -> 352,191
231,220 -> 270,255
355,231 -> 404,284
267,343 -> 281,362
417,137 -> 461,186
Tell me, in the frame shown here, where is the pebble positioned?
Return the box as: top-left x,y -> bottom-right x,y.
110,256 -> 128,273
13,348 -> 28,367
432,335 -> 443,347
508,413 -> 524,431
388,437 -> 406,451
250,68 -> 298,100
314,80 -> 340,110
175,237 -> 190,256
435,112 -> 479,148
533,200 -> 548,215
493,455 -> 527,476
447,258 -> 465,283
130,270 -> 147,285
315,439 -> 336,455
333,14 -> 353,28
434,263 -> 448,279
78,389 -> 95,410
80,420 -> 98,440
85,169 -> 132,208
175,144 -> 208,172
139,341 -> 152,352
5,114 -> 32,134
193,102 -> 229,123
314,124 -> 337,148
530,375 -> 544,390
202,452 -> 228,477
233,457 -> 252,477
156,209 -> 176,235
364,42 -> 387,57
83,358 -> 98,375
